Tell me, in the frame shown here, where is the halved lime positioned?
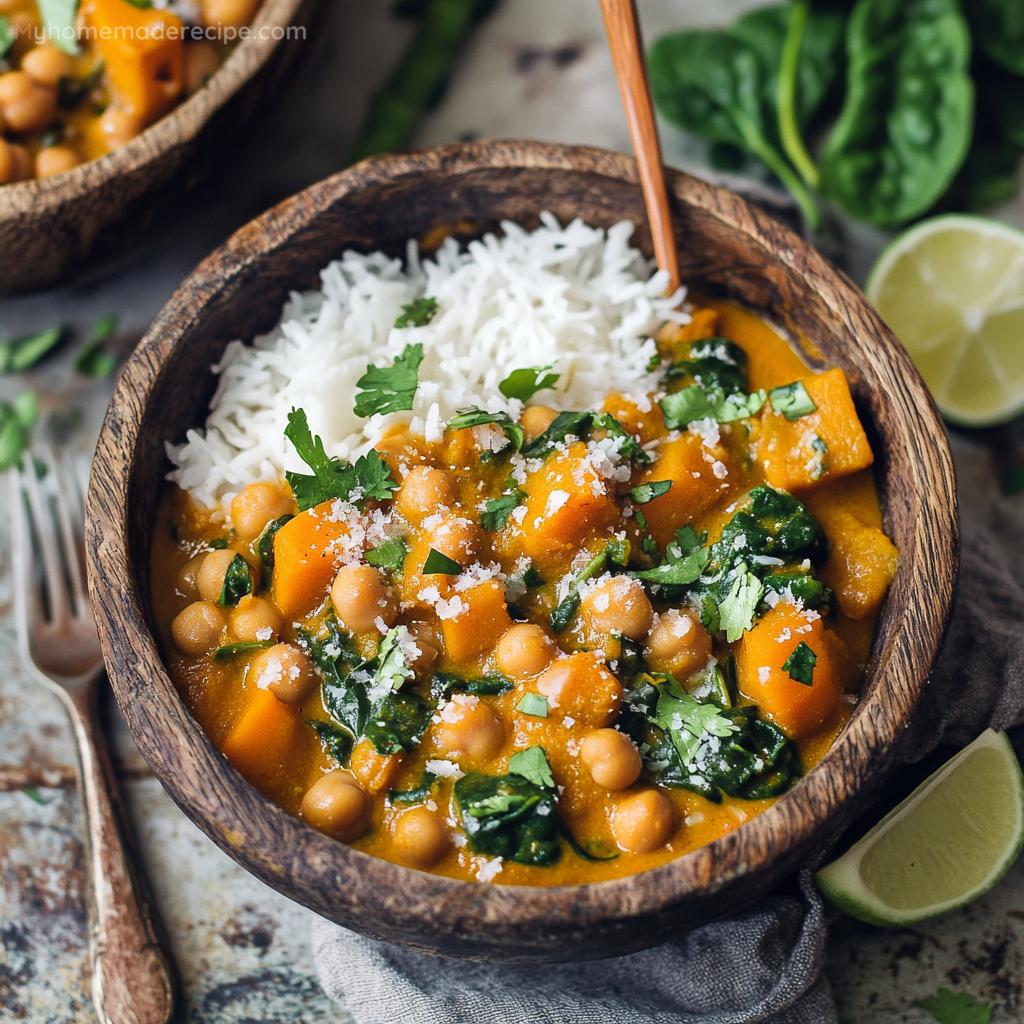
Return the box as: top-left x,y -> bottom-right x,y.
866,215 -> 1024,427
815,730 -> 1024,926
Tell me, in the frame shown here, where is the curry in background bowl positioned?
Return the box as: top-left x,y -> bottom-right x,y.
87,141 -> 957,960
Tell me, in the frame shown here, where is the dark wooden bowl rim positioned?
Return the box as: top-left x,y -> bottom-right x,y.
86,140 -> 959,962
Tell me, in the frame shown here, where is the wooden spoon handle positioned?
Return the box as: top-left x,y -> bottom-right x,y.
600,0 -> 680,296
68,687 -> 176,1024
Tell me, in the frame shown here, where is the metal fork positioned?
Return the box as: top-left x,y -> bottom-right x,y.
11,447 -> 175,1024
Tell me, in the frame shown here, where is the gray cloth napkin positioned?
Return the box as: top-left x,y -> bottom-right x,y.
312,495 -> 1024,1024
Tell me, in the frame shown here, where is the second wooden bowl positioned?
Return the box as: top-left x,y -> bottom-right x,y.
86,140 -> 958,962
0,0 -> 322,296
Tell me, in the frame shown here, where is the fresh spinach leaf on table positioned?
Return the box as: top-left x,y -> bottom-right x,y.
820,0 -> 974,227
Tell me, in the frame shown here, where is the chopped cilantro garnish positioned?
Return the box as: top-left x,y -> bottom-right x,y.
422,548 -> 462,575
660,385 -> 766,429
632,546 -> 709,587
550,541 -> 630,633
353,342 -> 424,417
781,641 -> 817,686
523,565 -> 544,589
394,297 -> 438,328
674,524 -> 706,555
480,489 -> 526,531
499,364 -> 560,401
717,564 -> 764,642
447,407 -> 524,453
508,746 -> 555,789
373,627 -> 416,698
913,989 -> 992,1024
365,537 -> 407,574
654,678 -> 740,767
768,381 -> 816,421
284,407 -> 397,511
630,480 -> 672,504
516,693 -> 548,718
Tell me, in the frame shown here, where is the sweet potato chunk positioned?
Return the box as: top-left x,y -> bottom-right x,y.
440,579 -> 513,661
759,368 -> 874,492
735,603 -> 849,740
655,308 -> 721,360
821,512 -> 899,620
519,441 -> 618,562
220,688 -> 301,791
633,433 -> 732,549
87,0 -> 184,124
600,393 -> 665,445
273,500 -> 350,620
349,737 -> 404,794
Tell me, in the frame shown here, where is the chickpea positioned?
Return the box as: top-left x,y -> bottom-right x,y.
99,107 -> 144,150
196,548 -> 243,604
520,405 -> 558,442
581,576 -> 653,640
35,145 -> 80,178
0,76 -> 57,134
405,620 -> 438,676
395,466 -> 455,525
645,609 -> 713,680
433,694 -> 505,760
427,515 -> 483,566
535,652 -> 623,728
331,563 -> 396,633
250,643 -> 318,704
176,552 -> 207,600
611,789 -> 675,853
183,40 -> 221,95
579,729 -> 642,790
7,143 -> 32,181
203,0 -> 261,30
21,44 -> 76,88
350,737 -> 404,794
392,807 -> 450,869
230,481 -> 292,544
301,772 -> 369,842
496,623 -> 556,679
229,595 -> 283,642
171,600 -> 225,656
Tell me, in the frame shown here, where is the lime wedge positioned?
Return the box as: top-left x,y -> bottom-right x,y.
815,730 -> 1024,926
866,215 -> 1024,427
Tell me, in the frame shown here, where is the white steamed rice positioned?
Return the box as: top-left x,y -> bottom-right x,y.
167,213 -> 691,510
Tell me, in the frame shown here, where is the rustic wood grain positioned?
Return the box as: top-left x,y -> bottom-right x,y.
599,0 -> 679,294
85,140 -> 959,963
0,0 -> 323,297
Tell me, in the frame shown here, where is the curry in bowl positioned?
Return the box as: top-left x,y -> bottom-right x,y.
149,219 -> 897,885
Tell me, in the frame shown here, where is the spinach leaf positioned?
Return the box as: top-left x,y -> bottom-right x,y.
212,640 -> 274,661
422,548 -> 462,574
508,746 -> 555,789
648,27 -> 820,227
664,337 -> 749,396
430,673 -> 514,700
285,408 -> 398,511
453,772 -> 561,866
549,540 -> 630,633
782,641 -> 817,685
558,820 -> 618,862
480,489 -> 526,531
499,365 -> 560,401
256,514 -> 293,581
219,554 -> 252,606
447,407 -> 525,453
353,342 -> 424,417
365,536 -> 408,574
820,0 -> 973,227
389,770 -> 438,807
37,0 -> 79,55
660,385 -> 765,429
964,0 -> 1024,77
762,569 -> 833,609
515,693 -> 549,718
364,690 -> 434,756
630,480 -> 672,505
520,410 -> 592,457
394,297 -> 438,328
310,720 -> 356,767
590,413 -> 651,465
632,546 -> 710,587
768,380 -> 816,420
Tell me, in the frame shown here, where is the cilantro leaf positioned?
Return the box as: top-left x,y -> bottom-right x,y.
674,525 -> 706,556
516,693 -> 548,718
499,365 -> 560,401
284,407 -> 397,511
520,410 -> 593,457
353,342 -> 424,417
394,297 -> 438,328
365,537 -> 408,574
630,480 -> 672,504
632,546 -> 710,586
447,407 -> 524,453
717,564 -> 764,642
480,489 -> 526,531
769,381 -> 816,421
654,680 -> 740,769
371,627 -> 416,701
590,412 -> 651,464
782,641 -> 817,686
660,385 -> 766,429
913,989 -> 992,1024
422,548 -> 462,574
508,746 -> 555,788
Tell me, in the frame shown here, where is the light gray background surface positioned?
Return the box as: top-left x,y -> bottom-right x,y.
2,1 -> 1024,1020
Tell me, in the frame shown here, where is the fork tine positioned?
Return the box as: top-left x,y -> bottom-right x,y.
44,444 -> 89,619
9,466 -> 43,648
22,451 -> 72,628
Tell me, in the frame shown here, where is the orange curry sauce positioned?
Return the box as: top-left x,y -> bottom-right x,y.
150,300 -> 898,885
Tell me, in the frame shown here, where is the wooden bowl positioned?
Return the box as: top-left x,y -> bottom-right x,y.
0,0 -> 322,296
86,141 -> 958,962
